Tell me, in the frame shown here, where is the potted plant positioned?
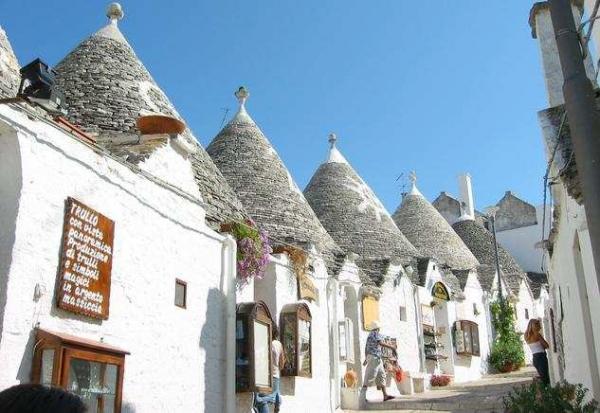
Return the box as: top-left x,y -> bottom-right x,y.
488,300 -> 525,373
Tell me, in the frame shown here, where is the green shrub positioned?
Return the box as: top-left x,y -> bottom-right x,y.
488,300 -> 525,372
504,380 -> 598,412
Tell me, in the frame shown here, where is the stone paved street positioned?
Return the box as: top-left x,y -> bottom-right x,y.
348,367 -> 535,413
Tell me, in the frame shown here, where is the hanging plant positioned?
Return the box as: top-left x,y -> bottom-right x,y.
220,219 -> 272,284
272,244 -> 309,278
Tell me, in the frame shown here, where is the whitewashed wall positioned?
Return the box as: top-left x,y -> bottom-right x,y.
496,205 -> 552,273
544,185 -> 600,398
0,105 -> 230,412
453,272 -> 490,381
513,281 -> 535,365
239,252 -> 335,413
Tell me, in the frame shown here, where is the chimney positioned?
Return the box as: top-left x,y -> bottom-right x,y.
529,1 -> 596,107
458,173 -> 475,220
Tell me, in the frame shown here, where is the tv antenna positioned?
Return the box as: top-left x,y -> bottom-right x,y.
219,107 -> 230,128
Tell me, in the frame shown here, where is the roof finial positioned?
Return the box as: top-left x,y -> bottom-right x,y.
408,170 -> 422,196
235,86 -> 249,107
106,3 -> 124,23
328,133 -> 337,149
409,170 -> 417,186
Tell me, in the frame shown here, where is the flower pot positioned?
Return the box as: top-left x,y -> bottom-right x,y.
498,363 -> 514,373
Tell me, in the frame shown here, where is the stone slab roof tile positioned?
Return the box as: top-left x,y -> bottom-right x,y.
0,26 -> 20,98
526,272 -> 548,299
393,191 -> 480,270
207,93 -> 343,269
452,219 -> 525,277
54,12 -> 247,229
303,139 -> 419,284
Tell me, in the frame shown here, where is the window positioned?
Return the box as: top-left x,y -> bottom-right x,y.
235,301 -> 273,393
339,318 -> 355,363
399,306 -> 407,322
362,295 -> 380,330
175,279 -> 187,308
32,329 -> 128,413
454,320 -> 480,356
525,309 -> 529,319
280,303 -> 312,377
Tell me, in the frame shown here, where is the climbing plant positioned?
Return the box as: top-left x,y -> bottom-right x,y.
488,300 -> 525,372
221,219 -> 272,284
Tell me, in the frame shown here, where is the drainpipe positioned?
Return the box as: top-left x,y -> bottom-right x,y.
222,235 -> 237,413
549,0 -> 600,288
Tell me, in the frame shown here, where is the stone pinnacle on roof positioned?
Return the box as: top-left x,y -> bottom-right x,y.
54,3 -> 247,229
207,87 -> 343,266
392,172 -> 480,271
0,25 -> 20,99
304,134 -> 419,284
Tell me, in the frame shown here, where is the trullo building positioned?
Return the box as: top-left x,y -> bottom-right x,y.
207,88 -> 352,412
304,135 -> 427,406
393,173 -> 490,382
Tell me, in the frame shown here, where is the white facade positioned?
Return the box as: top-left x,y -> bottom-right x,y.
496,205 -> 552,274
0,104 -> 234,412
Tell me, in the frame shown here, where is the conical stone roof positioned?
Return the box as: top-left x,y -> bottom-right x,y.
304,134 -> 419,283
392,173 -> 480,270
54,4 -> 246,229
0,26 -> 20,98
207,88 -> 343,266
452,218 -> 525,276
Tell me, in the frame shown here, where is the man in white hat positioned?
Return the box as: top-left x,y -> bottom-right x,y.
362,320 -> 396,402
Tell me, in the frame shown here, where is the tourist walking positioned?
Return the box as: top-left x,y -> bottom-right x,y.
361,321 -> 397,402
525,318 -> 550,385
253,326 -> 285,413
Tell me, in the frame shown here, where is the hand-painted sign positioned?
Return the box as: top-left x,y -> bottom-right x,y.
298,272 -> 318,301
432,282 -> 450,301
57,197 -> 115,319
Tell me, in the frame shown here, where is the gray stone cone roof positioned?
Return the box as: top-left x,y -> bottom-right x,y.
303,147 -> 419,284
54,18 -> 247,229
393,193 -> 480,270
206,103 -> 343,269
0,26 -> 20,98
452,219 -> 525,276
452,269 -> 471,291
476,264 -> 497,292
526,272 -> 548,299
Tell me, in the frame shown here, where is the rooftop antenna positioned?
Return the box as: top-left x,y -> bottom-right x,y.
395,172 -> 406,194
219,107 -> 230,128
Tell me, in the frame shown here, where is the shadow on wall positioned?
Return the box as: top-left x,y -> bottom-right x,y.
199,288 -> 226,412
122,401 -> 136,413
15,330 -> 35,383
0,126 -> 23,347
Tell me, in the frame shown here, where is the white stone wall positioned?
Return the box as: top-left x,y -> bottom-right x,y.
496,205 -> 552,273
0,105 -> 230,412
514,281 -> 536,365
238,253 -> 336,413
453,272 -> 490,382
378,269 -> 421,376
544,185 -> 600,398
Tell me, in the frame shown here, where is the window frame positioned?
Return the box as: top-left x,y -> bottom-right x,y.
280,302 -> 312,378
454,320 -> 480,357
175,278 -> 187,309
339,317 -> 355,364
399,305 -> 407,322
235,301 -> 273,393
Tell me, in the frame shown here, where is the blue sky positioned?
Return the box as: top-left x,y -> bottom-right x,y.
2,1 -> 548,211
